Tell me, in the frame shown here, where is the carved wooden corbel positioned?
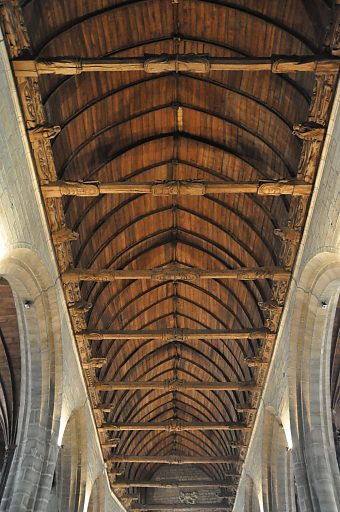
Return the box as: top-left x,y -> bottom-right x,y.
273,227 -> 300,243
258,300 -> 283,332
244,357 -> 268,368
0,0 -> 30,56
28,125 -> 61,143
83,358 -> 106,369
68,299 -> 92,313
52,227 -> 79,245
292,122 -> 325,141
274,227 -> 300,269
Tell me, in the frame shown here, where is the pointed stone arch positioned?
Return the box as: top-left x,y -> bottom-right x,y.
87,473 -> 105,512
243,474 -> 260,512
0,249 -> 63,511
288,252 -> 340,512
52,407 -> 88,512
261,407 -> 291,512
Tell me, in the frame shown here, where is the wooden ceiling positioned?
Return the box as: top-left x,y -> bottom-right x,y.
2,0 -> 339,510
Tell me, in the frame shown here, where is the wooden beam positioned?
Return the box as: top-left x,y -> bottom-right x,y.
130,504 -> 231,511
62,266 -> 290,283
41,179 -> 312,198
12,54 -> 339,77
78,328 -> 274,342
111,480 -> 236,488
95,380 -> 256,392
107,455 -> 241,464
98,421 -> 250,432
82,357 -> 107,369
101,439 -> 120,448
230,443 -> 248,449
244,357 -> 268,367
235,407 -> 257,414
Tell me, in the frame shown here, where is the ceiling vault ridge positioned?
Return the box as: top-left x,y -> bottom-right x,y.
1,0 -> 339,509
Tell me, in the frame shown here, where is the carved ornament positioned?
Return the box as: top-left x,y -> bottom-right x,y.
274,227 -> 300,244
179,492 -> 199,505
28,125 -> 61,142
151,268 -> 199,281
151,180 -> 206,196
144,54 -> 210,74
68,299 -> 92,313
168,419 -> 183,432
162,328 -> 188,341
52,227 -> 79,245
258,300 -> 283,333
0,0 -> 30,56
287,197 -> 308,230
292,122 -> 325,141
309,73 -> 336,124
257,179 -> 311,196
165,378 -> 184,391
274,227 -> 300,269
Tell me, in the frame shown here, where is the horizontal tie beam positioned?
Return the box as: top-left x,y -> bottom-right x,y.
78,328 -> 274,342
98,421 -> 250,432
107,455 -> 241,464
62,266 -> 290,283
111,480 -> 236,488
12,54 -> 339,76
130,504 -> 231,511
95,380 -> 256,392
41,179 -> 312,197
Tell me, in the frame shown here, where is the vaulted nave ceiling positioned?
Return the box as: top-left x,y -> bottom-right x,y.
2,0 -> 339,510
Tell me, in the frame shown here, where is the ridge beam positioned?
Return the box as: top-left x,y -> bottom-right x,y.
78,328 -> 274,342
12,54 -> 340,77
98,421 -> 250,432
41,179 -> 312,197
94,380 -> 256,391
107,455 -> 241,464
62,267 -> 290,283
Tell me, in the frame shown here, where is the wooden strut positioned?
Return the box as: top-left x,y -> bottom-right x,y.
12,54 -> 340,77
94,380 -> 256,392
98,421 -> 250,432
111,480 -> 236,488
107,455 -> 241,464
78,328 -> 275,342
41,179 -> 312,198
62,267 -> 290,283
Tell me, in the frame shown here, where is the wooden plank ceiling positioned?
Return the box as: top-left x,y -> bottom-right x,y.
2,0 -> 339,510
